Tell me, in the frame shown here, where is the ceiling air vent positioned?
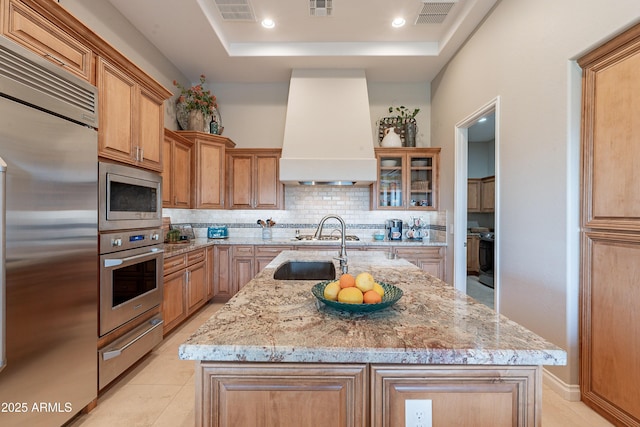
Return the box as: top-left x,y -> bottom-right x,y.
416,1 -> 456,24
214,0 -> 256,21
310,0 -> 332,17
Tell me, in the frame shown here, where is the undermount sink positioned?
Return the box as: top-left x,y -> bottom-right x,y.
273,261 -> 336,281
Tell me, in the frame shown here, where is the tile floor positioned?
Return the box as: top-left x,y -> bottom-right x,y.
466,274 -> 495,309
67,302 -> 613,427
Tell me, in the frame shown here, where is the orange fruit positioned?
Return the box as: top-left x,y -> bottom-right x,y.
338,287 -> 364,304
363,290 -> 382,304
339,273 -> 356,288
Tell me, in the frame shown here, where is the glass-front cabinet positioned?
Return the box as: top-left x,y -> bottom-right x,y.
372,148 -> 440,210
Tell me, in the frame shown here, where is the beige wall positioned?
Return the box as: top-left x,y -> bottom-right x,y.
431,0 -> 640,389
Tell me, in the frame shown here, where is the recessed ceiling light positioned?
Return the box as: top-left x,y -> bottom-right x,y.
392,17 -> 406,28
478,117 -> 487,123
261,18 -> 275,29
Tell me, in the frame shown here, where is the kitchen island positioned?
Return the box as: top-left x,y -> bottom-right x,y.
180,251 -> 566,427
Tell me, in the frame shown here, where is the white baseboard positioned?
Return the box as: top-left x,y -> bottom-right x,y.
543,368 -> 581,402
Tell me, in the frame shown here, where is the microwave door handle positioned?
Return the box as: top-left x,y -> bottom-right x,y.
0,157 -> 7,373
103,248 -> 164,268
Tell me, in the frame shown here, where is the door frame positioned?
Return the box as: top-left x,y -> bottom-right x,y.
453,97 -> 500,312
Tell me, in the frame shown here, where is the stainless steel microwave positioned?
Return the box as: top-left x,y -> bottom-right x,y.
99,161 -> 162,231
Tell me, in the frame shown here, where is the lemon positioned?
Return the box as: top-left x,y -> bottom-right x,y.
355,272 -> 375,293
372,282 -> 385,298
323,281 -> 341,301
337,287 -> 364,304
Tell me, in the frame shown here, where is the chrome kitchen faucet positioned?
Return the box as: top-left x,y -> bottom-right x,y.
313,214 -> 348,274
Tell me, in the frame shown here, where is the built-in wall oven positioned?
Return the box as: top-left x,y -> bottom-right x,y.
98,161 -> 164,390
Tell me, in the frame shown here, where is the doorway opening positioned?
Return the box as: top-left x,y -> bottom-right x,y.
453,98 -> 500,312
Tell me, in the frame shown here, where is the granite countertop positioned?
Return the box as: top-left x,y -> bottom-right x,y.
179,251 -> 566,366
163,236 -> 446,258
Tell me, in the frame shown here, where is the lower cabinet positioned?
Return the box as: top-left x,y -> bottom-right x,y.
467,235 -> 480,275
194,362 -> 540,427
371,365 -> 539,427
162,248 -> 208,335
196,363 -> 368,427
213,244 -> 293,302
367,246 -> 445,281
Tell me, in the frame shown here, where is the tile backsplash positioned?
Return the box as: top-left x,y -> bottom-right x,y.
164,186 -> 447,243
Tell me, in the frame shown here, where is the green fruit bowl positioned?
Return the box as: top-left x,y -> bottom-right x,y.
311,281 -> 403,313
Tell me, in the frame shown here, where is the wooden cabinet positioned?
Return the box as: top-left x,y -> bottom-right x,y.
97,57 -> 167,172
162,254 -> 188,334
177,131 -> 235,209
480,176 -> 495,212
371,365 -> 539,427
232,245 -> 254,293
1,0 -> 94,81
579,23 -> 640,426
467,179 -> 482,212
226,148 -> 283,209
213,244 -> 293,302
466,235 -> 480,275
196,362 -> 368,427
468,176 -> 494,213
372,148 -> 440,211
162,248 -> 209,335
255,245 -> 292,272
393,247 -> 446,281
195,362 -> 539,427
206,246 -> 215,301
213,245 -> 234,301
162,129 -> 193,208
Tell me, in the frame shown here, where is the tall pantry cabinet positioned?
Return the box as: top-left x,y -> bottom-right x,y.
579,22 -> 640,427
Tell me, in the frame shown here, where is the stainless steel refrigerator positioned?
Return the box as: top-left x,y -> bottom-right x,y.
0,38 -> 98,426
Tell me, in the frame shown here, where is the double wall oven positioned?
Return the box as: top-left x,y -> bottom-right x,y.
97,161 -> 164,390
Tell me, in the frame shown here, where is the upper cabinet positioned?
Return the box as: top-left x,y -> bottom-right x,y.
177,131 -> 236,209
1,0 -> 172,172
468,176 -> 494,213
371,148 -> 440,211
1,0 -> 93,82
162,129 -> 193,208
97,57 -> 167,172
226,148 -> 283,210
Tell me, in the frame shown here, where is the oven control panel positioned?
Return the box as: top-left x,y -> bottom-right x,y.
99,228 -> 163,254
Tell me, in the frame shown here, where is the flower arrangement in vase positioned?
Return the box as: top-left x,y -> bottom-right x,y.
173,75 -> 220,133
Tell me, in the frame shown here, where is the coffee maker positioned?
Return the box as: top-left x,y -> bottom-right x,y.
386,219 -> 403,240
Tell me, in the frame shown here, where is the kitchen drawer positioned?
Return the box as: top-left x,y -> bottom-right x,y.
187,248 -> 206,265
255,245 -> 293,257
164,254 -> 186,275
394,247 -> 444,259
233,245 -> 254,257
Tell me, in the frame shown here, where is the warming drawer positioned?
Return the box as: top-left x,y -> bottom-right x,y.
98,314 -> 163,390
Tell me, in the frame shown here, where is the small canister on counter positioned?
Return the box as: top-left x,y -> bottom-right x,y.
207,226 -> 228,239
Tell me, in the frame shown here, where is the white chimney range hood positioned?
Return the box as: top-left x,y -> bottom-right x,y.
279,69 -> 377,186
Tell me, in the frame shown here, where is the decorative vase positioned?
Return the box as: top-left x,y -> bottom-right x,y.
187,110 -> 205,132
176,101 -> 212,132
380,127 -> 402,147
404,121 -> 417,147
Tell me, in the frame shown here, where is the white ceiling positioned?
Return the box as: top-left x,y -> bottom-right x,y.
106,0 -> 497,83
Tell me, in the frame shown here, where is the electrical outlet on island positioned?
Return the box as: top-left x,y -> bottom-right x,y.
405,399 -> 433,427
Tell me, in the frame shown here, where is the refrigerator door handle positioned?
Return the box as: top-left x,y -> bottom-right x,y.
0,157 -> 7,373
